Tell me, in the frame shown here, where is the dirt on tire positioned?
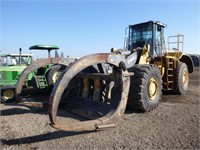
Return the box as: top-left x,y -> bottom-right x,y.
0,67 -> 199,150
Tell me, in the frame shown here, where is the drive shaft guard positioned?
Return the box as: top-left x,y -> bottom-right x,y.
49,53 -> 133,132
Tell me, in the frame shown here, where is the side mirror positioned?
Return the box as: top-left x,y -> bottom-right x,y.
123,37 -> 128,50
125,27 -> 129,35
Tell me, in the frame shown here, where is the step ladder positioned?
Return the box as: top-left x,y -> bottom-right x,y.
36,75 -> 48,89
163,57 -> 175,90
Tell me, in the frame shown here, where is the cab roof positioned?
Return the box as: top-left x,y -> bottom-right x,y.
29,44 -> 59,50
129,20 -> 166,28
0,54 -> 33,57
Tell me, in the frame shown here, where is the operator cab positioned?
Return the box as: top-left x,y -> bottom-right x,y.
128,21 -> 166,59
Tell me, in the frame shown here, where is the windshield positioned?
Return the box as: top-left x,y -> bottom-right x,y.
14,56 -> 31,65
129,24 -> 153,50
0,56 -> 13,66
0,55 -> 32,66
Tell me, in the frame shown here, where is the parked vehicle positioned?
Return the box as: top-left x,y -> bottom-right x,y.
48,21 -> 193,132
15,45 -> 77,103
189,54 -> 200,66
1,45 -> 66,103
0,51 -> 34,102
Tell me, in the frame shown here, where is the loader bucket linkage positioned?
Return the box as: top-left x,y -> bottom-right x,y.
49,53 -> 133,132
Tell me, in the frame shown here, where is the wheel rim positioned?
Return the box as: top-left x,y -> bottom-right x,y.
52,72 -> 60,84
182,68 -> 189,88
148,77 -> 158,101
3,89 -> 14,100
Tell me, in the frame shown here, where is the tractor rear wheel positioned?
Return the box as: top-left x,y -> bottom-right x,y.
46,65 -> 65,87
1,85 -> 16,103
127,65 -> 162,112
173,62 -> 189,94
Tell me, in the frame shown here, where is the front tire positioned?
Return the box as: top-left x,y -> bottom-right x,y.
1,85 -> 16,103
127,65 -> 162,112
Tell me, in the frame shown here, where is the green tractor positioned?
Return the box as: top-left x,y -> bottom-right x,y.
28,44 -> 65,89
15,45 -> 78,103
0,44 -> 65,103
0,51 -> 34,102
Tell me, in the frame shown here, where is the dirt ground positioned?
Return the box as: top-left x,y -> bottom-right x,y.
0,67 -> 200,150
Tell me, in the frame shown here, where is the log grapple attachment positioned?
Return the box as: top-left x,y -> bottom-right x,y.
49,53 -> 134,132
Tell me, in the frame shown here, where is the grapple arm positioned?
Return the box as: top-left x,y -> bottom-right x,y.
15,57 -> 75,102
49,53 -> 133,132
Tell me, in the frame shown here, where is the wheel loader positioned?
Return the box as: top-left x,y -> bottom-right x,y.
46,21 -> 194,132
16,21 -> 194,132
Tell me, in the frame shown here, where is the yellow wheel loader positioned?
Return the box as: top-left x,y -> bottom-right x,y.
48,21 -> 193,132
17,21 -> 194,132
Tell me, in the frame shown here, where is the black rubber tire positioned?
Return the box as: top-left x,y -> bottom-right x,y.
1,85 -> 16,103
127,64 -> 162,112
173,62 -> 189,95
46,65 -> 65,87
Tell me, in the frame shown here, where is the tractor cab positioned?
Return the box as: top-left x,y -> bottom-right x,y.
0,54 -> 13,66
0,54 -> 33,66
128,21 -> 166,59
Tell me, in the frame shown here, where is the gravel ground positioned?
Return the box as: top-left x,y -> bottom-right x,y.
0,67 -> 200,150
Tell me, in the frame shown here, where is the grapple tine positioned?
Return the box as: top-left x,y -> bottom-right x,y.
15,57 -> 72,103
49,53 -> 133,132
49,53 -> 109,124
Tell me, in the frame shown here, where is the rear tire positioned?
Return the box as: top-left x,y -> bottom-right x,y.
46,65 -> 65,87
127,65 -> 162,112
173,62 -> 189,94
1,85 -> 16,103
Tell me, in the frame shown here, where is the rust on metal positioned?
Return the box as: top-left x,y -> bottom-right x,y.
18,101 -> 48,108
49,53 -> 133,132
